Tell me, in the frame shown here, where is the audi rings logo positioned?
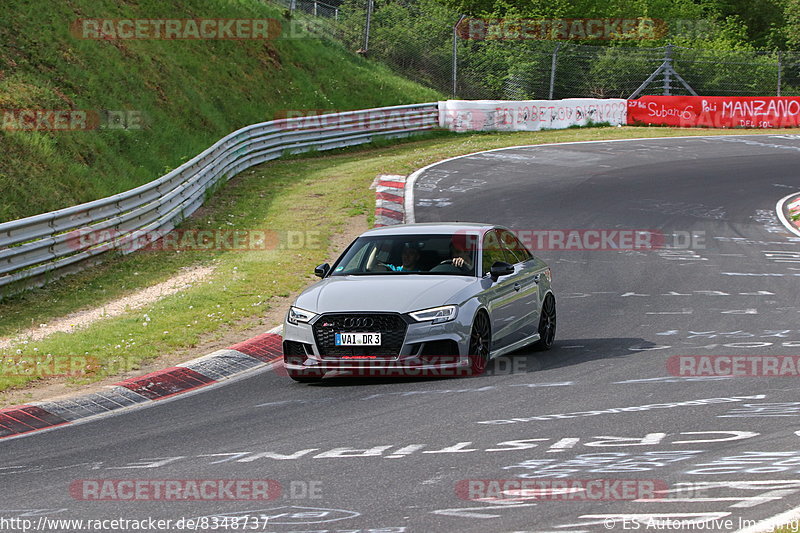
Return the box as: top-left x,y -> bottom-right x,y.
342,317 -> 374,328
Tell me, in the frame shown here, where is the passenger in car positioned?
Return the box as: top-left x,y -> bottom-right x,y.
386,243 -> 422,272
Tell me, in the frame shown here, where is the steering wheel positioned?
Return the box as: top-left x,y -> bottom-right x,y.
371,261 -> 391,271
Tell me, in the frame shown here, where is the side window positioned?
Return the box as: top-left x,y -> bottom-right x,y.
500,230 -> 533,263
481,230 -> 506,275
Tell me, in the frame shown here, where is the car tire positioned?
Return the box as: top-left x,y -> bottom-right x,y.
468,311 -> 491,375
288,369 -> 323,383
533,294 -> 556,351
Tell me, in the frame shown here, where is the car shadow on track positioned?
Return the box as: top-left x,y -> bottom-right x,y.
500,337 -> 659,375
299,337 -> 656,386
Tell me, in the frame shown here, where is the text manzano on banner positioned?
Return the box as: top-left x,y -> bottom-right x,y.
628,96 -> 800,128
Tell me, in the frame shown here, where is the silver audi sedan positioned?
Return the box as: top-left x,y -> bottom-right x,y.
282,223 -> 556,382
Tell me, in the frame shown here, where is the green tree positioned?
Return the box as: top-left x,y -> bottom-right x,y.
785,0 -> 800,49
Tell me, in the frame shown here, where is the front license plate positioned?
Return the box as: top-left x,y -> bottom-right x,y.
335,332 -> 381,346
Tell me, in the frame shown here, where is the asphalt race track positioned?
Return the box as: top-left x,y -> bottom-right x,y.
3,135 -> 800,533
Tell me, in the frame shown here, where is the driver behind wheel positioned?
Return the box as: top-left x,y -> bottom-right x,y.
450,246 -> 473,270
430,233 -> 475,274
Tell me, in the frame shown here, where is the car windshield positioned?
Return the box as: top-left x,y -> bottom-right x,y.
331,233 -> 479,276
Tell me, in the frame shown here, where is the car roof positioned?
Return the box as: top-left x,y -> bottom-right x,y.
361,222 -> 500,236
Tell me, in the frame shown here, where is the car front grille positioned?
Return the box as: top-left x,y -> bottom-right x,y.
312,313 -> 407,358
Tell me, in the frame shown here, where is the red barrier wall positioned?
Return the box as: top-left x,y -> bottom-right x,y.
627,96 -> 800,128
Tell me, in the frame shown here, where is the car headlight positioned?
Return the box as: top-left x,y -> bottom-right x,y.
409,305 -> 458,324
287,306 -> 317,325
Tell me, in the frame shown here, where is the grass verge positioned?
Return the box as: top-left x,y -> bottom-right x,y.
2,125 -> 800,402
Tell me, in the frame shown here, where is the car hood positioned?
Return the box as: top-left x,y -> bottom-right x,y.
294,275 -> 477,314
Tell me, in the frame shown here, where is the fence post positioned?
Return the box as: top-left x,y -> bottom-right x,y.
453,15 -> 466,98
362,0 -> 373,52
548,43 -> 561,100
778,51 -> 782,97
335,7 -> 338,21
290,0 -> 296,12
663,44 -> 672,96
313,1 -> 318,16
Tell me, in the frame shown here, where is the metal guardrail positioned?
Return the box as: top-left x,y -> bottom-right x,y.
0,103 -> 440,295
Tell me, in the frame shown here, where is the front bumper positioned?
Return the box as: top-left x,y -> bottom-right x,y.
283,312 -> 472,377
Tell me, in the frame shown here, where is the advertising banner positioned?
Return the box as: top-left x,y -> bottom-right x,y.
628,96 -> 800,128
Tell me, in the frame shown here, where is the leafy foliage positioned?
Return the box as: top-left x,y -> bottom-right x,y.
334,0 -> 800,98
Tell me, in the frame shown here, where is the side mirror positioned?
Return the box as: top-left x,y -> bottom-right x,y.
489,261 -> 514,281
314,263 -> 330,278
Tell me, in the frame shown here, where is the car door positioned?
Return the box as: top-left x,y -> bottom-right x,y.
479,229 -> 520,350
498,229 -> 541,342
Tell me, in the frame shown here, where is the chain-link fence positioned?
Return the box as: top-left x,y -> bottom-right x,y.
277,0 -> 800,99
451,41 -> 800,99
455,42 -> 800,100
276,0 -> 341,20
